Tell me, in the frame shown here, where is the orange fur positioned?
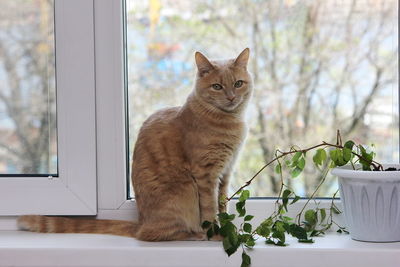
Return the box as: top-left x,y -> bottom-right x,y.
18,215 -> 138,237
17,48 -> 253,241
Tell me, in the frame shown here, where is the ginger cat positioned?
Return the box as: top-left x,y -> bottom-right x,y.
18,48 -> 253,241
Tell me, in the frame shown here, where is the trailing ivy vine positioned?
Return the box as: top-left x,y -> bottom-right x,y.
203,131 -> 381,267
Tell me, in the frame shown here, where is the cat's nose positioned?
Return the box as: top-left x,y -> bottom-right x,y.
227,95 -> 236,102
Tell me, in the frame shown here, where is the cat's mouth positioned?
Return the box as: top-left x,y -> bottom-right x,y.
223,100 -> 240,111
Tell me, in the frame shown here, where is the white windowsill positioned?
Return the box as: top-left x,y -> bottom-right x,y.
0,231 -> 399,267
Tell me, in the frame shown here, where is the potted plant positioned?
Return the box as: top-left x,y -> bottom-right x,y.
204,131 -> 399,267
332,163 -> 400,242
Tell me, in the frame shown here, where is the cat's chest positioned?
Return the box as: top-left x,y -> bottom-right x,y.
186,125 -> 245,171
190,122 -> 244,148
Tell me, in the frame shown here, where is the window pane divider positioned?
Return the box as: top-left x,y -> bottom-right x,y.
0,0 -> 97,216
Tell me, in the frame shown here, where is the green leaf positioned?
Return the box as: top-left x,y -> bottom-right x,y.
218,212 -> 229,220
222,232 -> 240,256
212,223 -> 220,235
298,239 -> 314,243
264,218 -> 273,227
320,209 -> 327,222
239,190 -> 250,202
256,219 -> 271,237
359,145 -> 367,154
243,223 -> 252,233
246,237 -> 255,247
310,230 -> 324,237
265,239 -> 275,245
240,234 -> 251,244
329,160 -> 336,168
313,151 -> 321,165
244,215 -> 254,221
297,157 -> 306,170
236,201 -> 246,217
282,189 -> 291,198
330,149 -> 347,166
304,209 -> 317,225
219,222 -> 236,237
292,151 -> 302,163
228,231 -> 239,251
282,189 -> 291,211
344,140 -> 355,150
358,145 -> 374,171
320,149 -> 327,163
283,221 -> 291,232
275,164 -> 282,174
266,237 -> 287,246
289,224 -> 307,240
274,221 -> 286,233
278,204 -> 285,214
361,162 -> 372,171
360,159 -> 372,170
223,237 -> 232,252
272,229 -> 286,244
206,228 -> 214,239
241,252 -> 251,267
218,212 -> 235,222
281,216 -> 293,223
290,195 -> 301,204
226,246 -> 239,256
337,228 -> 349,234
290,167 -> 302,178
343,147 -> 352,162
256,225 -> 270,237
283,222 -> 291,233
201,221 -> 211,229
330,149 -> 338,162
313,149 -> 327,166
239,233 -> 250,242
235,202 -> 245,211
275,241 -> 287,246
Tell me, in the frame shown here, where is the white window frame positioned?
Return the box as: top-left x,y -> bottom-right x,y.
94,0 -> 137,221
0,0 -> 398,229
0,0 -> 97,216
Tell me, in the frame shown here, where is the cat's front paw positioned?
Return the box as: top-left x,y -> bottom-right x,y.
208,234 -> 223,241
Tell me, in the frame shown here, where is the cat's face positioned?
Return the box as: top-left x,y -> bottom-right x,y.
194,48 -> 252,112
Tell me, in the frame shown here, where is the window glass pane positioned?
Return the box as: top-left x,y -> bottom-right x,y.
126,0 -> 398,197
0,0 -> 57,175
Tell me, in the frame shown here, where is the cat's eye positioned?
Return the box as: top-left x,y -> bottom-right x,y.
212,83 -> 223,90
234,80 -> 244,88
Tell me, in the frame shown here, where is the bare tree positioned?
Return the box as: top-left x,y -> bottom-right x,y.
0,0 -> 56,174
127,0 -> 398,196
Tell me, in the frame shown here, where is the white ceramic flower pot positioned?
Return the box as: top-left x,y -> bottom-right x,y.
331,164 -> 400,242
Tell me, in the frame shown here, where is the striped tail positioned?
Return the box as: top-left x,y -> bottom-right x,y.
17,215 -> 139,238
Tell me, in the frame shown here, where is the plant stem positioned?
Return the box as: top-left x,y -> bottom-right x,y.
329,189 -> 340,222
296,166 -> 330,225
274,157 -> 285,207
227,140 -> 383,201
226,143 -> 329,201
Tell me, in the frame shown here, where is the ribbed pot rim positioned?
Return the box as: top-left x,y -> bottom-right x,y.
331,164 -> 400,180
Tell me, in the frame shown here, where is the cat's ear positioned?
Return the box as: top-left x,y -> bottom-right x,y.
195,52 -> 214,77
234,48 -> 250,68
